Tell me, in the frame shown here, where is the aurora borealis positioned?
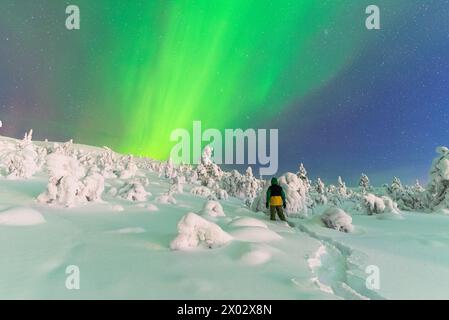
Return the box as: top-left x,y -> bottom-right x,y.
1,1 -> 449,184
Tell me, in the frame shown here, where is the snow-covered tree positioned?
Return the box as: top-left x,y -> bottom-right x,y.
359,173 -> 371,193
37,154 -> 88,207
312,178 -> 328,205
196,145 -> 223,188
427,146 -> 449,212
297,163 -> 311,191
385,176 -> 428,211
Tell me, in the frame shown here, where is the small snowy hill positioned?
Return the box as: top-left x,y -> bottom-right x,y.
1,132 -> 449,299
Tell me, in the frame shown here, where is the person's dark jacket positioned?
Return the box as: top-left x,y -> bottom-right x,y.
266,177 -> 286,208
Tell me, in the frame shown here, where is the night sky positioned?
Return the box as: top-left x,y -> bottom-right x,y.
1,1 -> 449,185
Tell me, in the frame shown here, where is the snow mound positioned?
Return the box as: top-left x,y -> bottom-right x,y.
0,207 -> 45,226
240,247 -> 272,265
229,217 -> 268,229
146,204 -> 159,212
200,200 -> 225,217
321,207 -> 354,233
111,205 -> 124,212
229,227 -> 282,243
115,227 -> 146,234
155,193 -> 177,205
363,194 -> 400,215
170,212 -> 232,250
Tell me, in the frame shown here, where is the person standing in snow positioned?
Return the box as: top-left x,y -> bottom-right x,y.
266,177 -> 287,221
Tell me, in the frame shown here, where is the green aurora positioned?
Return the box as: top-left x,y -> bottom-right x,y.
74,0 -> 368,159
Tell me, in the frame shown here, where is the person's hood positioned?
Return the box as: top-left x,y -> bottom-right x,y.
271,177 -> 278,185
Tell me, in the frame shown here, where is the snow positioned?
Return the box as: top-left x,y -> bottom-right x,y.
2,134 -> 449,299
229,217 -> 268,229
170,212 -> 232,250
239,245 -> 272,265
229,227 -> 282,243
0,207 -> 45,226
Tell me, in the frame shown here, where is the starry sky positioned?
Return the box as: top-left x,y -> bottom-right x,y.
1,0 -> 448,186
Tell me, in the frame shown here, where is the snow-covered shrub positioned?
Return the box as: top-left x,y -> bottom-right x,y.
200,200 -> 225,217
117,179 -> 148,201
155,193 -> 177,205
37,154 -> 88,207
79,173 -> 105,202
213,187 -> 229,201
169,175 -> 185,194
278,172 -> 311,217
170,212 -> 232,250
321,207 -> 354,233
0,130 -> 43,179
118,155 -> 138,179
191,186 -> 212,198
362,193 -> 400,215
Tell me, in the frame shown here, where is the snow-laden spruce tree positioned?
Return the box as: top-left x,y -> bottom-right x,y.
325,176 -> 350,206
220,167 -> 262,202
196,145 -> 223,188
385,176 -> 429,211
311,177 -> 328,205
359,173 -> 371,193
427,146 -> 449,212
297,163 -> 311,192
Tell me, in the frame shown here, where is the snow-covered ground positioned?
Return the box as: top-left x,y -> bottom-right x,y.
1,133 -> 449,299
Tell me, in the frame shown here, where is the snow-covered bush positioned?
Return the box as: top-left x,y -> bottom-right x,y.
118,155 -> 138,179
117,179 -> 148,201
191,186 -> 212,198
278,172 -> 311,217
321,207 -> 354,233
200,200 -> 225,217
213,187 -> 229,201
37,154 -> 88,207
169,175 -> 185,194
0,130 -> 43,180
79,173 -> 105,202
170,212 -> 232,250
155,193 -> 177,205
362,193 -> 400,215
